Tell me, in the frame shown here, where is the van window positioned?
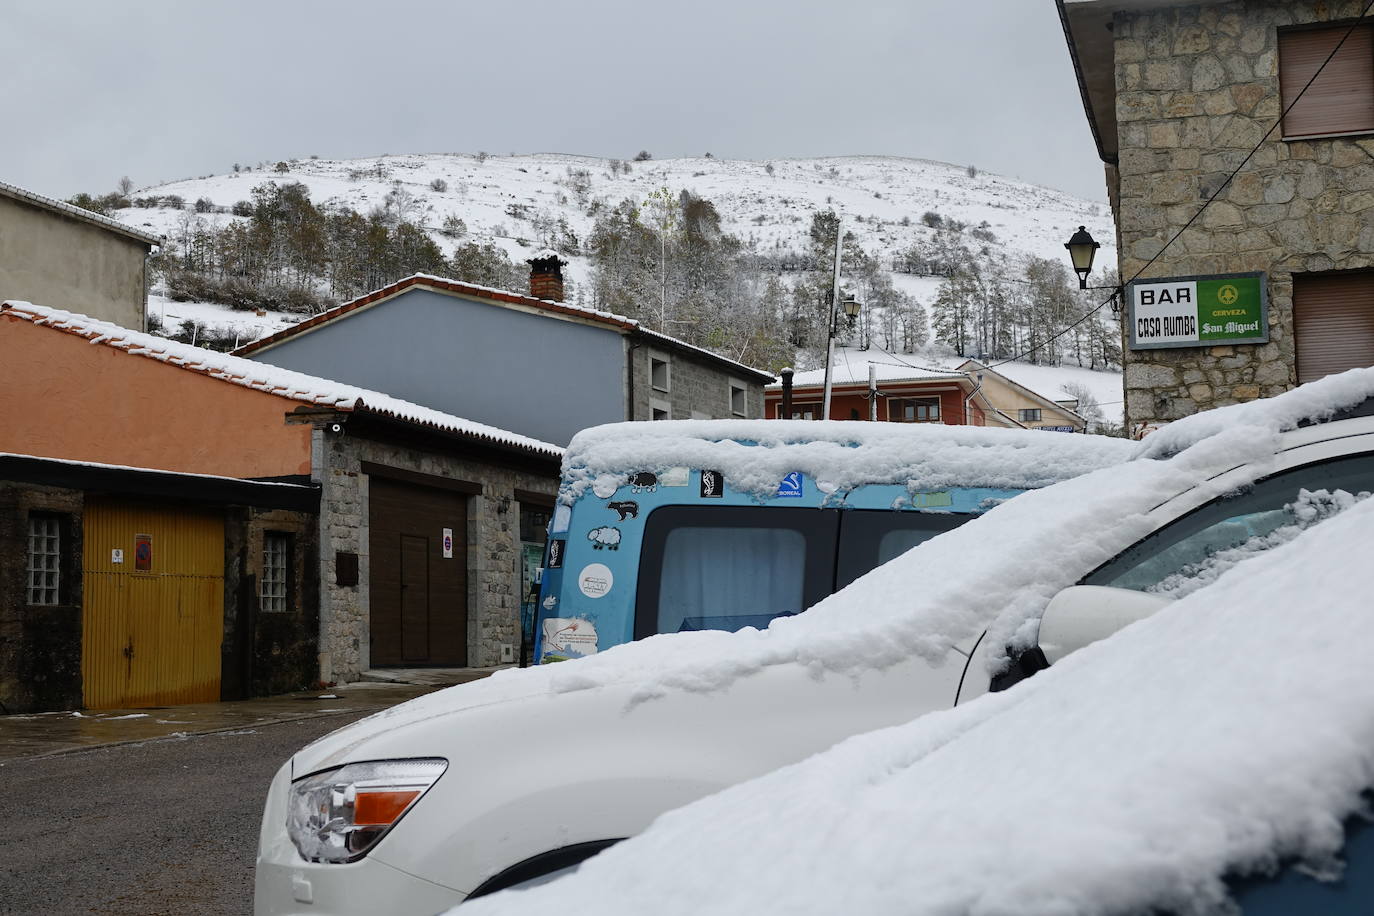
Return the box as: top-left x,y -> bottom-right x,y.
835,510 -> 965,590
659,527 -> 806,633
636,506 -> 974,637
635,507 -> 838,639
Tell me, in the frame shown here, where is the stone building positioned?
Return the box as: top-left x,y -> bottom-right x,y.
1,300 -> 560,707
0,454 -> 318,714
1060,0 -> 1374,429
0,179 -> 159,330
233,256 -> 774,446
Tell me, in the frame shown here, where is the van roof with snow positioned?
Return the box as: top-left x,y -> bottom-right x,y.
533,419 -> 1132,663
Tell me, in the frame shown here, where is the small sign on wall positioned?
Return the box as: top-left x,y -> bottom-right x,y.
111,548 -> 124,564
134,535 -> 152,572
442,528 -> 454,559
1126,272 -> 1267,350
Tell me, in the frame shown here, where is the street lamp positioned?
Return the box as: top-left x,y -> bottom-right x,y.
821,220 -> 861,419
1064,226 -> 1100,289
1063,226 -> 1123,319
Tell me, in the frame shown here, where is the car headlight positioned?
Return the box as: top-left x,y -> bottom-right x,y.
287,758 -> 447,863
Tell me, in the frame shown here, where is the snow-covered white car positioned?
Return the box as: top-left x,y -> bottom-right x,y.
254,373 -> 1374,916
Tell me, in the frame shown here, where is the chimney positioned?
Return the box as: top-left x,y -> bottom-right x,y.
528,250 -> 566,302
780,367 -> 794,419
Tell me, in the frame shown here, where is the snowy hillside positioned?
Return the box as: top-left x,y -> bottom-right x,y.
114,152 -> 1113,297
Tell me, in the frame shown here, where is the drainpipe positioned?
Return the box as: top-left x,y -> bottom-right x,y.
625,339 -> 641,421
780,367 -> 794,418
963,373 -> 985,426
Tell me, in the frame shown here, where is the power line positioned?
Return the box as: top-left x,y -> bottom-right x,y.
988,1 -> 1374,369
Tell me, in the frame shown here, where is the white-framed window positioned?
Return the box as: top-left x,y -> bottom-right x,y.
788,402 -> 822,420
650,352 -> 671,392
651,398 -> 672,421
27,515 -> 61,606
261,532 -> 291,613
1019,408 -> 1042,423
729,379 -> 748,417
890,397 -> 940,422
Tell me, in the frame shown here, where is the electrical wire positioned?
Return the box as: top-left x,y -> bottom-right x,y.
987,1 -> 1374,369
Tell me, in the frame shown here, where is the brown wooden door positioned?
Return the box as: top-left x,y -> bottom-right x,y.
369,476 -> 468,666
399,534 -> 431,662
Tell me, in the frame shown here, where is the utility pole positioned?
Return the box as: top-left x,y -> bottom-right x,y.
821,219 -> 844,420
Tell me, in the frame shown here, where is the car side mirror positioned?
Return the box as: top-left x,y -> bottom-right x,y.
1037,585 -> 1173,665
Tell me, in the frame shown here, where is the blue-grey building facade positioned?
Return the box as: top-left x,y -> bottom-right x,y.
236,273 -> 773,447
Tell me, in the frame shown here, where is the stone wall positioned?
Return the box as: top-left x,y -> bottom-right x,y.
222,507 -> 319,699
312,422 -> 558,683
1112,0 -> 1374,427
0,483 -> 84,714
630,343 -> 766,421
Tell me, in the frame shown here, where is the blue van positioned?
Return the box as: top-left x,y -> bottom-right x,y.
532,420 -> 1131,664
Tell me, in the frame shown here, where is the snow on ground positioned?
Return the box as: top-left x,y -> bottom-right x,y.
559,418 -> 1134,504
148,292 -> 303,342
462,492 -> 1374,916
320,369 -> 1374,747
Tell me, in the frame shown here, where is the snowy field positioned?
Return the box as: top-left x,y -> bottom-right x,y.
149,292 -> 302,343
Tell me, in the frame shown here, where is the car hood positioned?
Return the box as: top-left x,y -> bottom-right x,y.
292,668 -> 562,776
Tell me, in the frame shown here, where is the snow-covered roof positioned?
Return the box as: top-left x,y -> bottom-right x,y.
0,300 -> 562,460
232,273 -> 774,382
560,418 -> 1135,503
461,493 -> 1374,916
959,358 -> 1089,424
0,178 -> 162,247
771,355 -> 966,389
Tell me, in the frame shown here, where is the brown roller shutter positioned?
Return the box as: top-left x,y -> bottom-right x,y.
1293,272 -> 1374,384
1280,25 -> 1374,138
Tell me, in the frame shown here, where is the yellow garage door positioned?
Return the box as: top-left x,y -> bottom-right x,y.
82,500 -> 225,709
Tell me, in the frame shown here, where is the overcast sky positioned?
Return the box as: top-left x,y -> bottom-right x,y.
2,1 -> 1108,202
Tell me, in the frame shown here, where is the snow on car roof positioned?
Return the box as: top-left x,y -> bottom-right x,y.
462,491 -> 1374,916
339,368 -> 1374,750
0,300 -> 562,459
560,418 -> 1135,502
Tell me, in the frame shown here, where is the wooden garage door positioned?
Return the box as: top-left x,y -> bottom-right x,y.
368,476 -> 468,666
1294,272 -> 1374,384
82,500 -> 225,708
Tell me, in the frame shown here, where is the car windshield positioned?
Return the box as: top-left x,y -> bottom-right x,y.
1083,454 -> 1374,598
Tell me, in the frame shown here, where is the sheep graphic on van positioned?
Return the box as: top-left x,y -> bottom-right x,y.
587,527 -> 622,550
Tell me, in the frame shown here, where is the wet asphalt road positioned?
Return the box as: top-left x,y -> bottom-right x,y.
0,711 -> 377,916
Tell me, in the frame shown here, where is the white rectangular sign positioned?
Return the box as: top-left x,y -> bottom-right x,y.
442,528 -> 454,559
1132,280 -> 1199,346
